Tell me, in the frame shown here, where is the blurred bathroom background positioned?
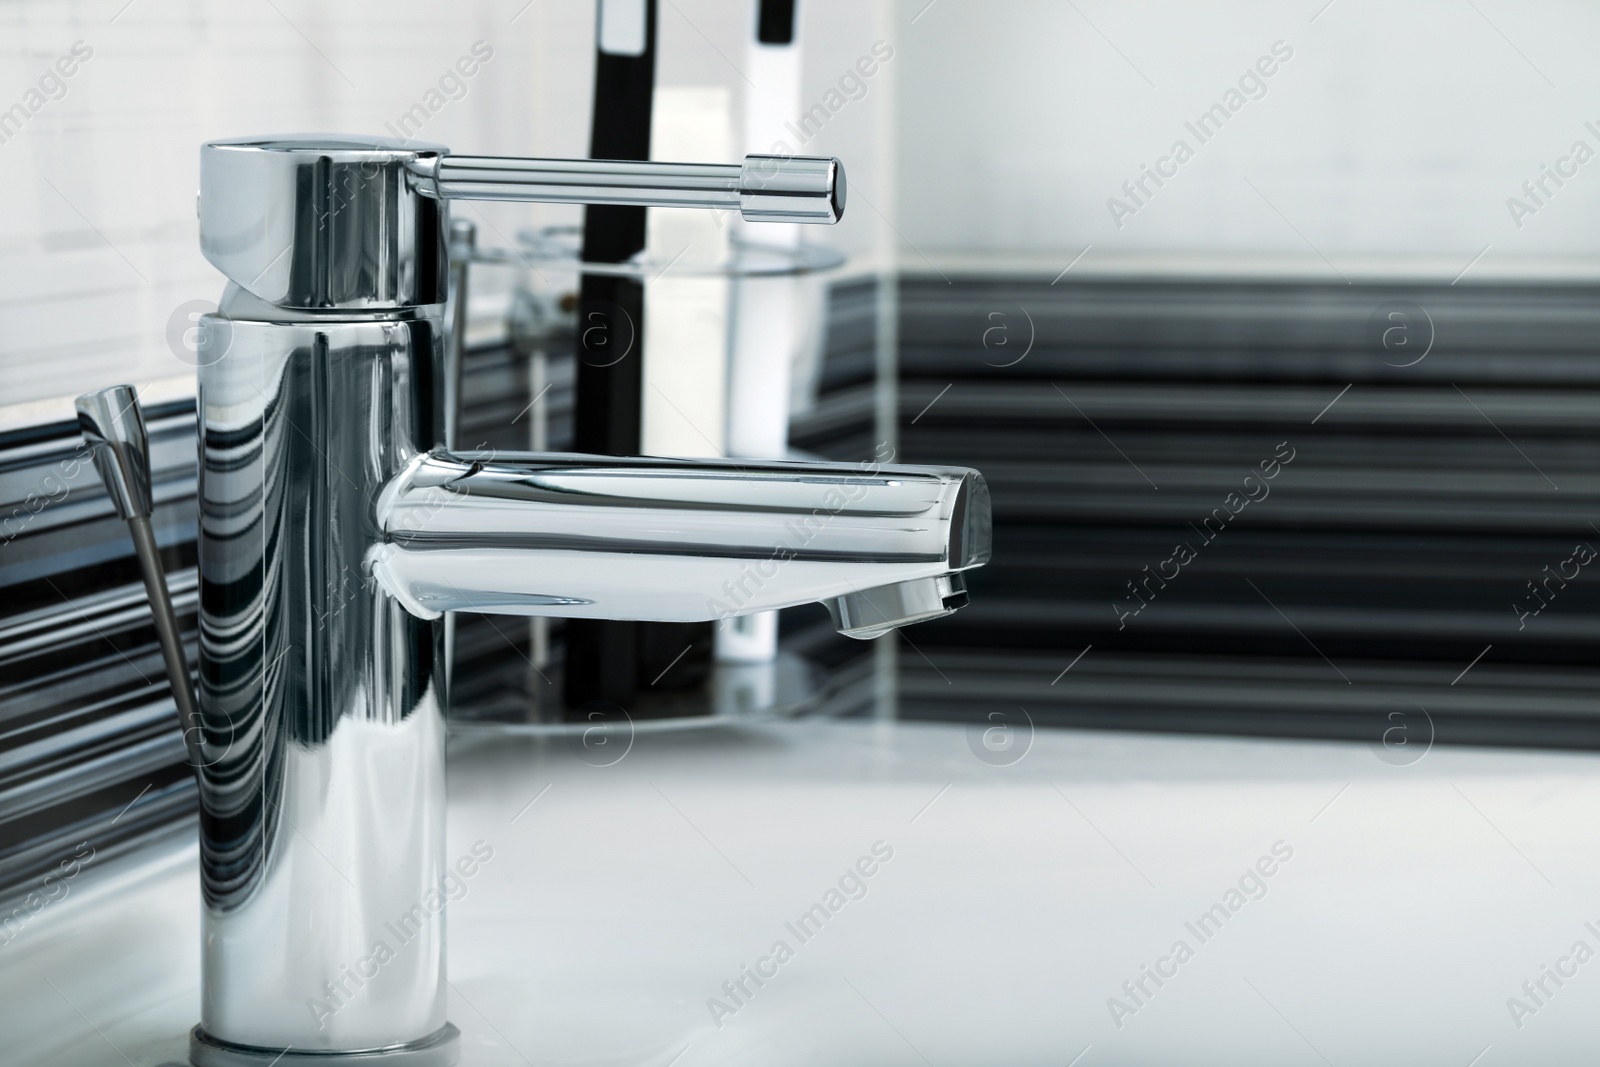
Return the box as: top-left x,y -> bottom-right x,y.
5,0 -> 1600,898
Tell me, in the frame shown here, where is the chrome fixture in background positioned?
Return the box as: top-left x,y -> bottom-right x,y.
187,136 -> 985,1066
73,386 -> 202,769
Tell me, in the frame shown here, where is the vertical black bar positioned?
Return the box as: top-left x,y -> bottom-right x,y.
565,0 -> 658,712
757,0 -> 796,44
573,0 -> 655,457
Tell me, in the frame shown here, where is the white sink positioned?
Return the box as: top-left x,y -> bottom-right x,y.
3,718 -> 1596,1065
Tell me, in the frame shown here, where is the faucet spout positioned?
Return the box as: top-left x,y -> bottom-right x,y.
370,450 -> 990,628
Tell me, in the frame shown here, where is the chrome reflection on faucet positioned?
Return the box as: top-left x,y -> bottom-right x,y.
187,136 -> 987,1067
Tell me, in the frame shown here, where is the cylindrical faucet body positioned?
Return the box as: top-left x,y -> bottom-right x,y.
194,305 -> 453,1059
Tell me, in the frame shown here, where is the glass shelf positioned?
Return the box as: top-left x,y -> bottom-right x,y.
463,225 -> 848,279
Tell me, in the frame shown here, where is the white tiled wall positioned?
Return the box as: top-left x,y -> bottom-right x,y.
0,0 -> 897,407
0,0 -> 556,405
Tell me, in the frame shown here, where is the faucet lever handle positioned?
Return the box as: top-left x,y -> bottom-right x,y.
421,153 -> 844,225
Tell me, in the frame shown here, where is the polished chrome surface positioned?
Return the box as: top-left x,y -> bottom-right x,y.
828,573 -> 969,640
75,385 -> 153,521
737,154 -> 845,224
199,137 -> 450,311
372,452 -> 987,621
75,385 -> 203,767
200,137 -> 841,312
190,1024 -> 462,1067
190,133 -> 979,1064
420,153 -> 843,224
426,155 -> 741,208
195,307 -> 450,1057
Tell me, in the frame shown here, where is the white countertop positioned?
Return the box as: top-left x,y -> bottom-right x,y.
4,718 -> 1598,1066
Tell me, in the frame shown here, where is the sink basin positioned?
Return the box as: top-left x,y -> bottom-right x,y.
3,718 -> 1596,1065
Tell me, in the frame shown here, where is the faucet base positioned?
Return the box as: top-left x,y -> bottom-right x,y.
189,1024 -> 460,1066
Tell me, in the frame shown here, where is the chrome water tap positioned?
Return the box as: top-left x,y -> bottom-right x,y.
186,136 -> 988,1066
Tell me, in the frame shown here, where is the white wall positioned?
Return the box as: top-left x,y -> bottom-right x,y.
0,0 -> 593,406
893,0 -> 1600,277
